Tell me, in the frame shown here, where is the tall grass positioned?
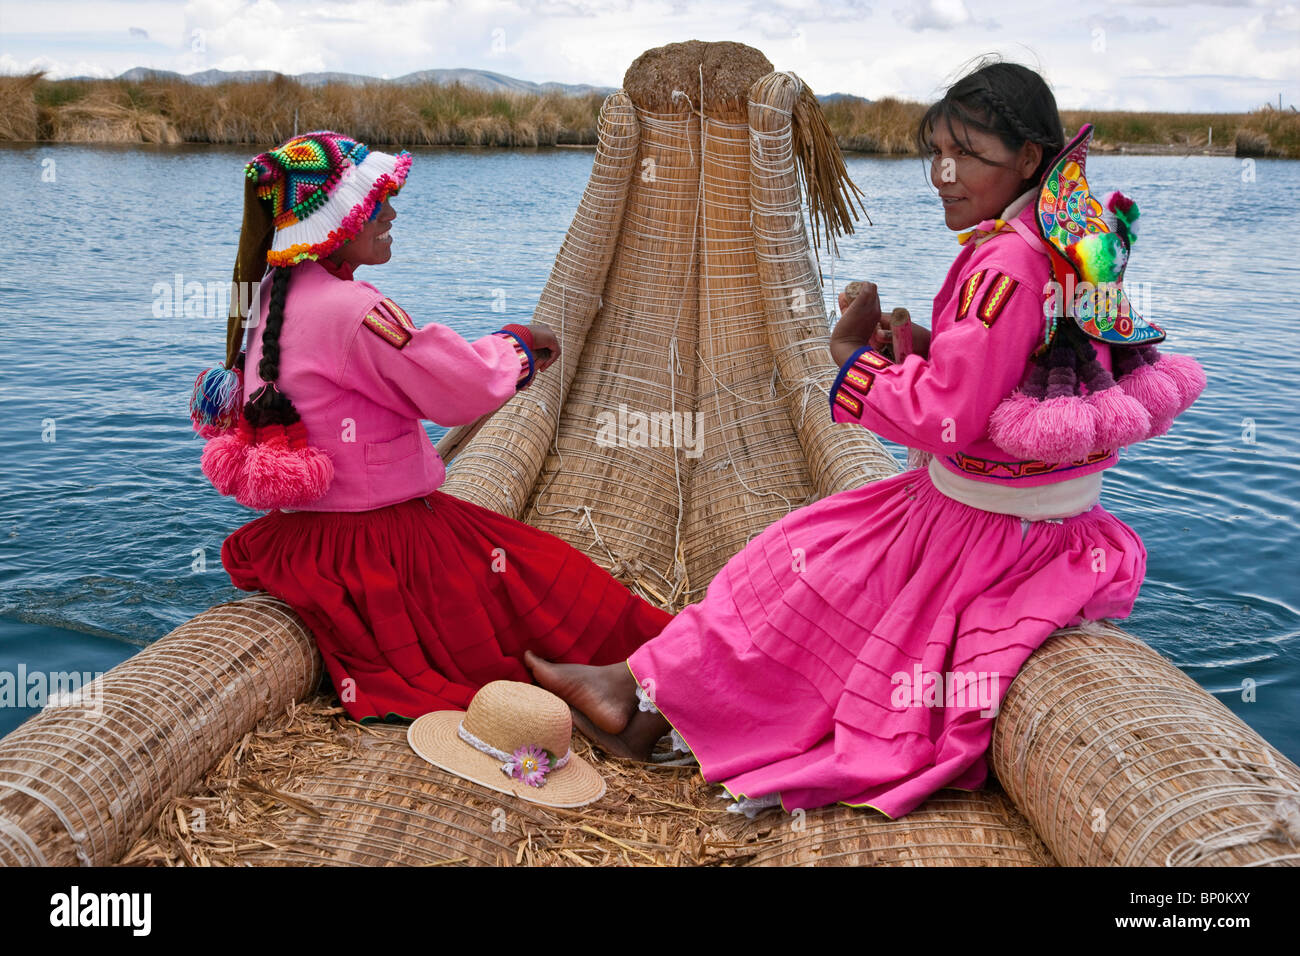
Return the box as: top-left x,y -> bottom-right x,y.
0,72 -> 605,147
1,72 -> 1295,157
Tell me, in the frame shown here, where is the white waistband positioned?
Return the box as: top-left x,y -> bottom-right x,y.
927,456 -> 1102,520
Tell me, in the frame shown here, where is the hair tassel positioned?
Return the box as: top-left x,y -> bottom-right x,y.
189,364 -> 244,433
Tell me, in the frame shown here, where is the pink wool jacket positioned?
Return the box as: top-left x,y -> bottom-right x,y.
238,257 -> 533,511
829,196 -> 1120,488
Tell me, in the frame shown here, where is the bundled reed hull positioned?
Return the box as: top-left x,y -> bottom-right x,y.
992,623 -> 1300,866
0,595 -> 319,866
438,93 -> 641,519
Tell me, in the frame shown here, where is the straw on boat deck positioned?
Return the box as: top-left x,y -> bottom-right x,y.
2,41 -> 1298,868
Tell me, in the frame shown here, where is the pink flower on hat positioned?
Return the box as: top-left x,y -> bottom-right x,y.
503,744 -> 552,787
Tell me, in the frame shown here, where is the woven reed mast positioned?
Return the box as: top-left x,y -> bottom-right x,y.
445,41 -> 894,605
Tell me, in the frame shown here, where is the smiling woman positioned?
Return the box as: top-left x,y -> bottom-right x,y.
327,195 -> 397,268
915,58 -> 1065,230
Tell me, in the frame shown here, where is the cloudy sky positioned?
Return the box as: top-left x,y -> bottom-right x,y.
1,0 -> 1296,111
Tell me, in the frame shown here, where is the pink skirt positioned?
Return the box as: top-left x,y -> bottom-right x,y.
628,465 -> 1146,820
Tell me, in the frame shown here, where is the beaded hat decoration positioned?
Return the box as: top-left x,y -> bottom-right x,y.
984,123 -> 1206,465
1034,123 -> 1164,349
187,130 -> 413,511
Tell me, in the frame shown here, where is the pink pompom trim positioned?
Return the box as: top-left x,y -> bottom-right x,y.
989,391 -> 1100,464
1151,352 -> 1206,415
1086,385 -> 1151,451
198,418 -> 333,509
1117,362 -> 1180,422
200,418 -> 255,498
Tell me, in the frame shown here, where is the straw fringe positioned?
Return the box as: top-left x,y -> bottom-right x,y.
790,77 -> 869,256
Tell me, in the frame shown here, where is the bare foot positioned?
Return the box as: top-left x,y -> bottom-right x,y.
523,651 -> 637,734
569,706 -> 671,762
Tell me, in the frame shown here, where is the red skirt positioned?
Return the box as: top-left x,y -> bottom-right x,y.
221,489 -> 673,722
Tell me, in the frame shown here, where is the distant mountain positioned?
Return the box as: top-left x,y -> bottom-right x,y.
393,68 -> 613,97
818,92 -> 873,105
69,67 -> 869,104
85,66 -> 616,97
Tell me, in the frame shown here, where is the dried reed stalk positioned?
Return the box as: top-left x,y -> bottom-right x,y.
121,686 -> 1057,867
792,81 -> 869,256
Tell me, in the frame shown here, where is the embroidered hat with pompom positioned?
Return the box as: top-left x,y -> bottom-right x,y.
987,123 -> 1205,465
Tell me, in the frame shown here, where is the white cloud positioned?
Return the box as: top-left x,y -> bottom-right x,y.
1185,7 -> 1300,81
0,0 -> 1292,110
0,52 -> 117,79
894,0 -> 975,31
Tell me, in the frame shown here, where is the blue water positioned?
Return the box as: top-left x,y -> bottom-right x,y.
0,144 -> 1296,760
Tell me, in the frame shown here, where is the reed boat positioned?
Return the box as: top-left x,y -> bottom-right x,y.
2,41 -> 1297,867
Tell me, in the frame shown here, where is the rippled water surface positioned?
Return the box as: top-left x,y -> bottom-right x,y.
1,144 -> 1296,755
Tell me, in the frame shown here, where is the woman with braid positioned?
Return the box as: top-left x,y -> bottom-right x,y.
189,131 -> 670,723
526,60 -> 1206,819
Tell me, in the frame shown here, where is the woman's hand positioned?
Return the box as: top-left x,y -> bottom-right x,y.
833,283 -> 932,363
830,281 -> 883,366
871,315 -> 933,360
528,322 -> 561,373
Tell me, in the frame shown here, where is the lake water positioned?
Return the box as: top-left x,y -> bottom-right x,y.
1,144 -> 1296,761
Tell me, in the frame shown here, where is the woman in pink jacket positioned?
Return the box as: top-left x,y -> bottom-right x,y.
189,130 -> 670,723
526,62 -> 1206,820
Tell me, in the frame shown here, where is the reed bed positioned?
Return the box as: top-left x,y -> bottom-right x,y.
2,71 -> 603,146
3,70 -> 1293,156
119,683 -> 1056,866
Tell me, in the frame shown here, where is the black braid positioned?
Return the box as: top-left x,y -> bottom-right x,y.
242,265 -> 301,428
977,85 -> 1058,148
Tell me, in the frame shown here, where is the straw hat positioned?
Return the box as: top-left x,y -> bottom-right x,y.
408,681 -> 605,808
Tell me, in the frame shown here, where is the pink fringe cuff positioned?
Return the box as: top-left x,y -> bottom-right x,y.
989,391 -> 1100,464
1086,385 -> 1151,450
1152,352 -> 1206,415
1117,362 -> 1181,423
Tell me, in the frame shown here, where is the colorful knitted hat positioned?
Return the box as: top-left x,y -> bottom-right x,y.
187,130 -> 412,510
249,130 -> 412,268
986,123 -> 1205,464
